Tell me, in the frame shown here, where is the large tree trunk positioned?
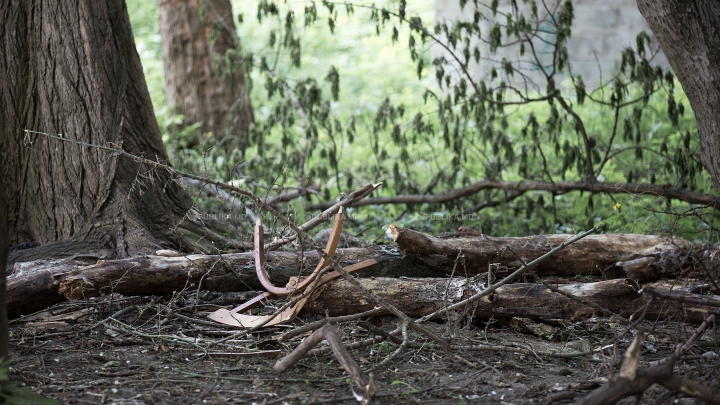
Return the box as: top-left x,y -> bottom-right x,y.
0,153 -> 8,360
159,0 -> 254,151
0,1 -> 199,263
637,1 -> 720,193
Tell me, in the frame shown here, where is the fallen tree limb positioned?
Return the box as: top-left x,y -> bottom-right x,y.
392,226 -> 694,280
415,225 -> 603,322
7,230 -> 701,316
300,277 -> 715,324
644,287 -> 720,307
307,179 -> 720,210
7,227 -> 598,317
6,246 -> 431,316
275,324 -> 375,404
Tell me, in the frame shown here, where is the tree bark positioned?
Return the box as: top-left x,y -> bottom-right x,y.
0,0 -> 202,263
637,1 -> 720,193
0,153 -> 8,360
159,0 -> 254,151
6,232 -> 701,317
6,246 -> 443,316
391,226 -> 693,280
301,278 -> 712,324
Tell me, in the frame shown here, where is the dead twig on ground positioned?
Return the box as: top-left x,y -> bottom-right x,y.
278,307 -> 384,342
578,315 -> 720,404
367,319 -> 409,373
275,324 -> 375,404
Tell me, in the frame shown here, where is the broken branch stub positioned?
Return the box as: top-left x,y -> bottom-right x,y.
207,259 -> 377,328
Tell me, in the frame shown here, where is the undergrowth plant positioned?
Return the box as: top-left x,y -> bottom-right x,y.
1,359 -> 58,404
128,0 -> 717,242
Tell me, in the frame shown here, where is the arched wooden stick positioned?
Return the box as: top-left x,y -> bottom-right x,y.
254,207 -> 345,296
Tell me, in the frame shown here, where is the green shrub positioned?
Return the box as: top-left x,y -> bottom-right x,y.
127,0 -> 716,242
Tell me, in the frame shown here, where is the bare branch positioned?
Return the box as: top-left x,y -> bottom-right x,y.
308,179 -> 720,210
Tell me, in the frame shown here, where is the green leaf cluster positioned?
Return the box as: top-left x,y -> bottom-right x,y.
128,0 -> 716,242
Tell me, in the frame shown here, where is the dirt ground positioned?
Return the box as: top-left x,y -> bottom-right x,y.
6,290 -> 719,405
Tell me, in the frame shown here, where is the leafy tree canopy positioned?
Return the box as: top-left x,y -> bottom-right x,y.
128,0 -> 714,242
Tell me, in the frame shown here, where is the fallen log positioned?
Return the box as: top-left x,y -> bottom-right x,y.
6,246 -> 439,316
300,277 -> 715,324
9,255 -> 715,324
7,230 -> 706,317
391,226 -> 695,281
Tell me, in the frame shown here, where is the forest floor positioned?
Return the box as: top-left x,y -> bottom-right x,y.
6,290 -> 717,405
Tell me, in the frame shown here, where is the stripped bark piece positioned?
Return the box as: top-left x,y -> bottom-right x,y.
226,292 -> 274,314
618,333 -> 645,379
291,259 -> 378,288
208,259 -> 377,328
254,208 -> 345,295
206,301 -> 297,328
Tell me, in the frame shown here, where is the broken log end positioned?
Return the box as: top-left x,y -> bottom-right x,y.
59,278 -> 97,300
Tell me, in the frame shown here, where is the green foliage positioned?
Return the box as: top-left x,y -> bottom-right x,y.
126,0 -> 717,242
0,359 -> 58,404
390,379 -> 420,394
126,1 -> 166,109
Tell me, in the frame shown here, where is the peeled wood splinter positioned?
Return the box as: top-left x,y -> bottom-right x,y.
254,207 -> 346,296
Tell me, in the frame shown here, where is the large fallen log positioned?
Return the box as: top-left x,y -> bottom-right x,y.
7,231 -> 704,317
7,246 -> 438,316
391,226 -> 696,280
300,277 -> 714,324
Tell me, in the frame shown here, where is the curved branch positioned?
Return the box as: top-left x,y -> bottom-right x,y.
554,95 -> 596,180
595,105 -> 622,177
307,179 -> 720,210
254,208 -> 344,295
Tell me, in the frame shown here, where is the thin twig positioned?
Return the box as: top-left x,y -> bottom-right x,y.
279,307 -> 384,342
